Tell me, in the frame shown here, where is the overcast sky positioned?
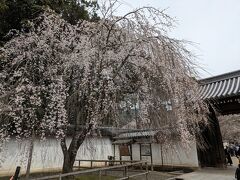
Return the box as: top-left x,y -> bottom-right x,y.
115,0 -> 240,78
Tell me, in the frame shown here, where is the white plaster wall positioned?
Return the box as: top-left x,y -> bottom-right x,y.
0,137 -> 198,176
151,141 -> 199,167
0,137 -> 113,175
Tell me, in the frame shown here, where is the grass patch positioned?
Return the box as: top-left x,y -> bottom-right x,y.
75,175 -> 116,180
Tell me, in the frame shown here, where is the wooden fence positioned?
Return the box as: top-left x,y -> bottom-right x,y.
30,161 -> 149,180
74,159 -> 140,169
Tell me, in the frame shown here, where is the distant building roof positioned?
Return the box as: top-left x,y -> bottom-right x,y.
112,139 -> 133,144
199,70 -> 240,99
115,130 -> 158,139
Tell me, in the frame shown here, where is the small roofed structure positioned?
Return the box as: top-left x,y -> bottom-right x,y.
113,130 -> 158,170
112,129 -> 194,170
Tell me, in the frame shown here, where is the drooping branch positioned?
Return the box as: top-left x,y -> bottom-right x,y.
0,2 -> 208,173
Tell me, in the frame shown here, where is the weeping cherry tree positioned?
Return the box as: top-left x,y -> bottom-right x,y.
0,0 -> 208,174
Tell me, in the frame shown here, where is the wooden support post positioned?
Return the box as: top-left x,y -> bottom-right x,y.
104,161 -> 107,176
150,143 -> 153,171
78,160 -> 81,169
113,144 -> 116,160
139,144 -> 143,170
98,170 -> 102,180
140,144 -> 142,161
126,166 -> 128,176
145,162 -> 149,180
130,144 -> 133,161
123,166 -> 127,177
160,143 -> 164,167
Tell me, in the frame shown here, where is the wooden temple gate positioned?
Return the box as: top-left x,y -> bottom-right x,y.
198,70 -> 240,167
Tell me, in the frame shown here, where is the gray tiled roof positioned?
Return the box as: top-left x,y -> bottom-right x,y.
199,70 -> 240,99
115,130 -> 158,139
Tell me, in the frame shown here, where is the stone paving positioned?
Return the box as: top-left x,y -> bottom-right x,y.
171,157 -> 239,180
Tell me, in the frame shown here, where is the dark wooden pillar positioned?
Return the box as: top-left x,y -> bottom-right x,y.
130,144 -> 133,161
113,144 -> 116,159
140,144 -> 142,161
150,143 -> 153,170
197,105 -> 225,167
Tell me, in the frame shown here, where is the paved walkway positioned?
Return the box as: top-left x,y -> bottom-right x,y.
105,157 -> 239,180
172,157 -> 239,180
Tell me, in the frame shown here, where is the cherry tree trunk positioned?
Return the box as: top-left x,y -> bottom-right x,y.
62,148 -> 79,173
26,131 -> 35,180
61,125 -> 93,174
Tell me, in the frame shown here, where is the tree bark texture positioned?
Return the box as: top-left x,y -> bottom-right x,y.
61,124 -> 93,174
